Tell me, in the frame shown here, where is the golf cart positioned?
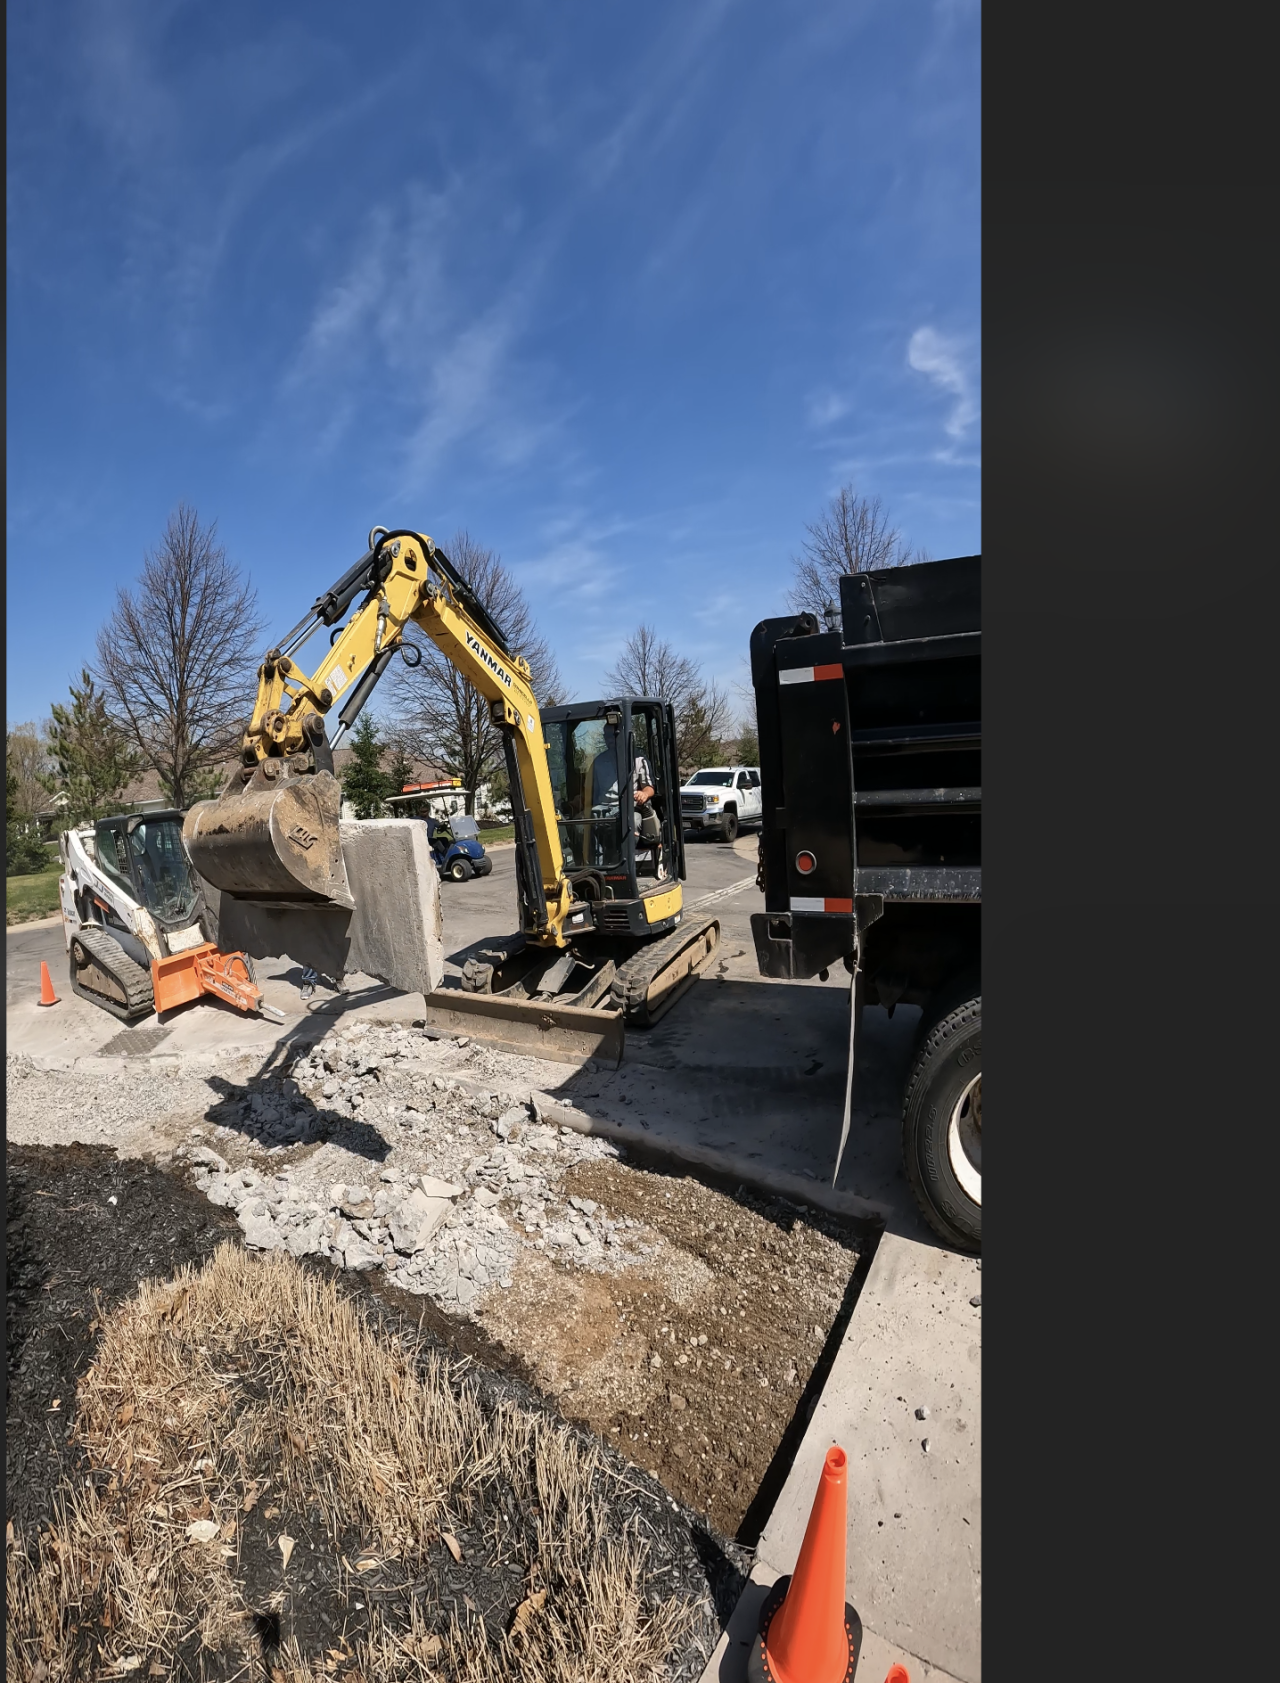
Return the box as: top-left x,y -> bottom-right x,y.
427,813 -> 493,882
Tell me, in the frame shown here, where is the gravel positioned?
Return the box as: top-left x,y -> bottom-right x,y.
6,1024 -> 636,1322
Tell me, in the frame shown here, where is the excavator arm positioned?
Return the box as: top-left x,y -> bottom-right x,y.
190,529 -> 578,946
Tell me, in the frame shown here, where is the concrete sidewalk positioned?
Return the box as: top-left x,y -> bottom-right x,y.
700,1229 -> 981,1683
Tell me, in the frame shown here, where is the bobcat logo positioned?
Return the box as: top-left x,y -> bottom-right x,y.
287,823 -> 318,851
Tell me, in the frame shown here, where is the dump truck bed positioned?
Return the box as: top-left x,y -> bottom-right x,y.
750,554 -> 980,1005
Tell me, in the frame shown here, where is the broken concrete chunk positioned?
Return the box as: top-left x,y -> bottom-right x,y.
472,1188 -> 500,1209
528,1090 -> 558,1123
389,1196 -> 450,1254
342,1236 -> 382,1272
414,1174 -> 464,1200
203,1173 -> 241,1209
285,1220 -> 327,1259
240,1212 -> 285,1251
188,1147 -> 229,1173
493,1110 -> 525,1142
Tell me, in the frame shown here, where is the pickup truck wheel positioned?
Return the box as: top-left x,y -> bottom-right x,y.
902,996 -> 981,1252
447,857 -> 474,882
718,810 -> 738,843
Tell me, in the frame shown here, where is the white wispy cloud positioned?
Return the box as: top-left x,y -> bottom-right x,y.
907,326 -> 980,448
807,391 -> 851,428
276,180 -> 570,489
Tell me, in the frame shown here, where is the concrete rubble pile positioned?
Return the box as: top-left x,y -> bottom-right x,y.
173,1021 -> 651,1314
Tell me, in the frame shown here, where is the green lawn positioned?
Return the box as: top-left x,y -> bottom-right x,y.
476,824 -> 515,846
6,854 -> 62,923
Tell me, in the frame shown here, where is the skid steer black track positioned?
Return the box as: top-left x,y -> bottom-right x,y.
610,915 -> 721,1028
68,925 -> 155,1023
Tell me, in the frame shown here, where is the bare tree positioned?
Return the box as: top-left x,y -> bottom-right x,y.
788,483 -> 928,618
605,626 -> 733,774
387,531 -> 563,816
93,504 -> 264,810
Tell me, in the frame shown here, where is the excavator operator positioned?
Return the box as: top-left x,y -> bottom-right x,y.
589,719 -> 663,875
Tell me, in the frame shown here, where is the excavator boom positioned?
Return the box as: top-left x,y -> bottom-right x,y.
186,529 -> 575,940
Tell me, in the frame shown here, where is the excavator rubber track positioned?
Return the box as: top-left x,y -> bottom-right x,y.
68,924 -> 155,1023
611,914 -> 721,1028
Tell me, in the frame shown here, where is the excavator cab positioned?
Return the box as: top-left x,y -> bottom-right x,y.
542,697 -> 686,935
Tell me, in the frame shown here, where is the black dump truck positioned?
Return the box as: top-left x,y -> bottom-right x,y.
750,554 -> 980,1249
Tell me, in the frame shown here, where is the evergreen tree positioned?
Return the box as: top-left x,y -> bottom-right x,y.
340,715 -> 394,818
43,669 -> 142,826
385,744 -> 415,804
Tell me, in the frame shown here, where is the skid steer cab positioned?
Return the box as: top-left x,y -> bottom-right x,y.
58,811 -> 284,1026
426,814 -> 493,883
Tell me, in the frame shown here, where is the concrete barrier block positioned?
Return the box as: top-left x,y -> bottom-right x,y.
339,819 -> 445,997
200,818 -> 444,999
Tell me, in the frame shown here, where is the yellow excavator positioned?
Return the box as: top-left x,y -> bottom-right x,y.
183,527 -> 721,1061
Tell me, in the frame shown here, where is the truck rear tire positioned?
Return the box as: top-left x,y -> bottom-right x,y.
902,996 -> 981,1252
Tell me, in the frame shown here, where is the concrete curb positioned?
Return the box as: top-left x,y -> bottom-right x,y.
527,1093 -> 889,1225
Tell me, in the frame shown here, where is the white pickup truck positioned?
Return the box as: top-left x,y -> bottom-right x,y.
678,766 -> 763,842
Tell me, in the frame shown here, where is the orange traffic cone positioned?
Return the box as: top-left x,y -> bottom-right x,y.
882,1668 -> 910,1681
748,1445 -> 861,1682
38,961 -> 60,1007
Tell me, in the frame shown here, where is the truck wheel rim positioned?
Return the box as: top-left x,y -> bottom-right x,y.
947,1073 -> 982,1205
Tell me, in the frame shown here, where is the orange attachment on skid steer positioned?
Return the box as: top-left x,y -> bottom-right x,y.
151,943 -> 266,1017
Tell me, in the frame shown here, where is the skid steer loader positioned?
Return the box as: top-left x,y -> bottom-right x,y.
58,811 -> 284,1024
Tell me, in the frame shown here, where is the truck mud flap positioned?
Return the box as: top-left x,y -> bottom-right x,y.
418,988 -> 625,1068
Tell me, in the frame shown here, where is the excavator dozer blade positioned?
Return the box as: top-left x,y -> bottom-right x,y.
183,768 -> 354,910
418,988 -> 626,1068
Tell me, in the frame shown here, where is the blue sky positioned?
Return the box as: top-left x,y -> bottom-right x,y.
6,0 -> 979,730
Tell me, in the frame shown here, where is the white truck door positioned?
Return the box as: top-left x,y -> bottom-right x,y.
735,771 -> 758,823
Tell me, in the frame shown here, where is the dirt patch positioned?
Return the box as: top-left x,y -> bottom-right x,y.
476,1156 -> 868,1539
6,1144 -> 242,1536
6,1153 -> 746,1682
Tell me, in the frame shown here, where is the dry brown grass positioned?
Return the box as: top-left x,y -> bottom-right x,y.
6,1243 -> 694,1682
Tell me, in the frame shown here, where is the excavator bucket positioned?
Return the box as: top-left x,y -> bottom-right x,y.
183,768 -> 354,910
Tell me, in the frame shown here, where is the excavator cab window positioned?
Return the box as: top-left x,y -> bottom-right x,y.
546,717 -> 626,872
631,705 -> 668,878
